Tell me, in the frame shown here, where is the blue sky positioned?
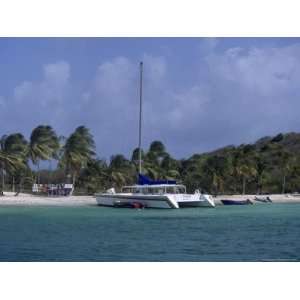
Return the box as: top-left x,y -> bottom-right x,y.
1,37 -> 300,160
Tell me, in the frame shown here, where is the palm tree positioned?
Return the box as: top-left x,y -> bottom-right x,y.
60,126 -> 96,186
232,145 -> 257,194
0,134 -> 27,195
160,154 -> 180,180
2,133 -> 28,192
149,140 -> 166,154
142,140 -> 169,179
107,154 -> 136,188
203,155 -> 229,195
276,148 -> 293,194
77,158 -> 108,194
266,142 -> 293,193
28,125 -> 60,184
148,140 -> 167,164
142,160 -> 160,180
238,164 -> 257,195
253,151 -> 268,194
131,147 -> 145,169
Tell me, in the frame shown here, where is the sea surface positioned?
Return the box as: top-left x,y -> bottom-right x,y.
0,203 -> 299,261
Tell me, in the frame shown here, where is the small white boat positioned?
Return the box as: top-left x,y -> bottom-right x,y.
95,175 -> 215,209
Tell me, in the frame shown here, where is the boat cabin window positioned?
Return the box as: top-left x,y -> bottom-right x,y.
122,185 -> 186,194
177,186 -> 186,194
141,188 -> 149,194
166,187 -> 175,194
146,186 -> 186,194
152,188 -> 165,195
166,186 -> 186,194
122,187 -> 137,193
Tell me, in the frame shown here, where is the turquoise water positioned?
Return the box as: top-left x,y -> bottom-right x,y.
0,203 -> 299,261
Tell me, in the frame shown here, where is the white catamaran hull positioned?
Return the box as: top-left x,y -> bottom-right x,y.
95,193 -> 215,209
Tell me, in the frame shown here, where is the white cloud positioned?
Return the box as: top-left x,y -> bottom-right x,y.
94,57 -> 135,98
198,37 -> 219,54
0,60 -> 73,139
78,44 -> 300,156
167,85 -> 210,126
206,44 -> 300,96
142,54 -> 167,86
13,81 -> 33,102
3,41 -> 300,159
44,61 -> 70,85
81,92 -> 91,103
13,61 -> 71,107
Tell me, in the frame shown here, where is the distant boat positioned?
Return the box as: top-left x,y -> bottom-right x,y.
291,193 -> 300,197
254,196 -> 272,203
221,199 -> 253,205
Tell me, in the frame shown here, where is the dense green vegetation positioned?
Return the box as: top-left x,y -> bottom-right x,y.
1,126 -> 300,195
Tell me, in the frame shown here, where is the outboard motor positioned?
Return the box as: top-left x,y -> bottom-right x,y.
106,188 -> 116,194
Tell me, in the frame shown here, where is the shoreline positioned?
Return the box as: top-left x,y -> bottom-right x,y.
214,194 -> 300,205
1,192 -> 300,206
0,193 -> 97,206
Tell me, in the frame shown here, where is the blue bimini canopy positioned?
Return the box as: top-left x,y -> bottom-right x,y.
138,174 -> 176,185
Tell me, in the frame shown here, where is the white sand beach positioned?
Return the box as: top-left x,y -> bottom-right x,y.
1,192 -> 300,206
0,192 -> 97,206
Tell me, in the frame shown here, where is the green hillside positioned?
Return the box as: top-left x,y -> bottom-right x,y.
181,132 -> 300,194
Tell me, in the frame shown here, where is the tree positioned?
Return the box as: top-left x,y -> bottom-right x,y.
131,147 -> 145,170
142,141 -> 169,179
110,154 -> 131,170
60,126 -> 96,186
271,133 -> 284,143
106,154 -> 135,189
0,134 -> 27,195
77,158 -> 108,194
232,145 -> 257,194
180,154 -> 210,193
276,148 -> 293,194
160,154 -> 180,179
253,152 -> 268,194
28,125 -> 60,183
149,141 -> 166,155
202,155 -> 231,195
2,133 -> 28,192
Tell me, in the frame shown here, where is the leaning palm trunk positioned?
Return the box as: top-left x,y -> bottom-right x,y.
37,161 -> 40,185
233,181 -> 237,194
15,176 -> 24,196
1,162 -> 5,195
282,174 -> 286,194
242,175 -> 246,195
256,176 -> 262,195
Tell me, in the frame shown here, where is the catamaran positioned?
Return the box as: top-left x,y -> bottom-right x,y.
96,174 -> 215,208
95,62 -> 215,209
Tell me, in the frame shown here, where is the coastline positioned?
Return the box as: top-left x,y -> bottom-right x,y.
1,192 -> 300,206
214,194 -> 300,205
0,193 -> 97,206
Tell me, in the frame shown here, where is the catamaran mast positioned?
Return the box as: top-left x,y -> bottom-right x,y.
138,62 -> 143,174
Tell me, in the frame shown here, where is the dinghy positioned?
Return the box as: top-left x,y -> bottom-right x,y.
254,196 -> 272,203
221,199 -> 253,205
